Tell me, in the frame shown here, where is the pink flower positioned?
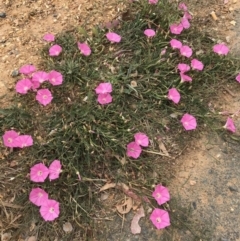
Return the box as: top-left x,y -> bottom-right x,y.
180,45 -> 192,58
180,113 -> 197,130
152,185 -> 170,205
181,17 -> 190,29
149,0 -> 158,4
236,73 -> 240,83
14,135 -> 33,148
32,71 -> 49,84
49,44 -> 62,56
97,93 -> 112,105
126,142 -> 142,159
191,59 -> 204,71
150,208 -> 171,229
170,39 -> 182,49
106,32 -> 121,43
170,23 -> 183,35
179,2 -> 188,11
43,33 -> 55,42
36,89 -> 53,106
15,79 -> 32,94
223,117 -> 236,133
177,63 -> 190,73
160,48 -> 166,56
95,83 -> 112,94
48,70 -> 63,86
168,88 -> 181,104
144,29 -> 156,38
31,80 -> 41,90
134,133 -> 149,147
30,163 -> 49,182
180,72 -> 192,82
2,130 -> 19,148
77,42 -> 91,56
40,199 -> 60,221
19,64 -> 36,75
183,11 -> 192,20
49,160 -> 62,181
29,187 -> 49,206
213,43 -> 229,55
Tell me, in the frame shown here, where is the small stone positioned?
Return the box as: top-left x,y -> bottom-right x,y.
226,36 -> 230,43
228,186 -> 238,192
0,12 -> 6,18
210,11 -> 218,21
208,169 -> 214,174
230,20 -> 236,26
190,180 -> 197,186
192,201 -> 197,209
11,70 -> 19,77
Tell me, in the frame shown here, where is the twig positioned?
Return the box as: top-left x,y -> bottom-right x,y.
0,201 -> 23,209
82,177 -> 108,182
142,149 -> 173,158
92,217 -> 114,221
173,145 -> 188,159
222,86 -> 235,97
71,196 -> 90,216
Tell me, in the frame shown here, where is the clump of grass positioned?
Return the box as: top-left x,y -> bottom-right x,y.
0,0 -> 239,239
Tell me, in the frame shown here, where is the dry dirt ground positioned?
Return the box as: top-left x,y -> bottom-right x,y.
0,0 -> 126,105
170,0 -> 240,240
1,0 -> 240,240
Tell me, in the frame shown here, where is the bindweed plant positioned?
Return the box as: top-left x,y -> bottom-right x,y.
1,0 -> 240,239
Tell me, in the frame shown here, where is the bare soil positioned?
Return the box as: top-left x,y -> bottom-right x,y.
0,0 -> 127,106
170,0 -> 240,240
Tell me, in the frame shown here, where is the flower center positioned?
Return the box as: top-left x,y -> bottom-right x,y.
7,138 -> 12,143
184,122 -> 189,126
156,217 -> 162,223
37,171 -> 42,176
49,207 -> 55,213
24,86 -> 29,91
156,193 -> 161,198
43,95 -> 47,100
51,78 -> 55,82
38,192 -> 43,197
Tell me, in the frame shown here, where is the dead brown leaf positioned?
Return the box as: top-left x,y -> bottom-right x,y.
100,192 -> 109,201
63,222 -> 73,233
9,160 -> 18,167
130,205 -> 145,234
114,155 -> 126,165
26,236 -> 37,241
158,139 -> 170,156
99,183 -> 116,192
29,221 -> 36,232
116,197 -> 133,214
1,233 -> 12,241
